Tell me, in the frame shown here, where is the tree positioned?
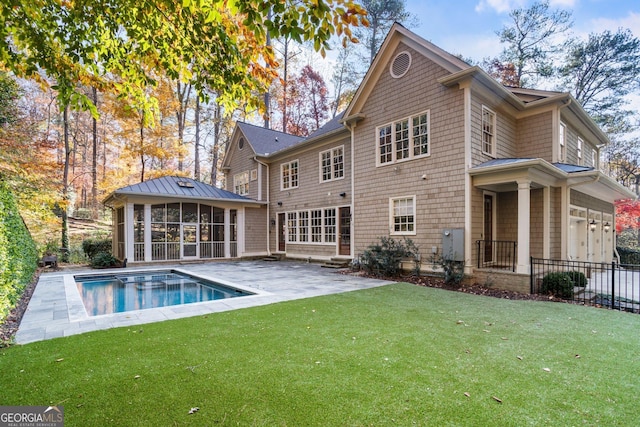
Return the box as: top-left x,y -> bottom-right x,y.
494,0 -> 572,87
355,0 -> 414,64
0,0 -> 368,117
282,65 -> 330,136
558,29 -> 640,122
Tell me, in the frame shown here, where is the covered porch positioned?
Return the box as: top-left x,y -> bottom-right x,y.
469,159 -> 634,275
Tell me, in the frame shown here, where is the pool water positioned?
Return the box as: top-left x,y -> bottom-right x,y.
75,270 -> 252,316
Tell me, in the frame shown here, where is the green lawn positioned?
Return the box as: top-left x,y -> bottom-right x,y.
1,283 -> 639,426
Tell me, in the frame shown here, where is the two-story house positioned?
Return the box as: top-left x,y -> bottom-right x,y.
222,23 -> 634,291
107,24 -> 634,293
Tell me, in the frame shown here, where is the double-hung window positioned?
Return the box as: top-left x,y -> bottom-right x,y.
390,196 -> 416,235
559,122 -> 566,162
233,172 -> 249,195
376,111 -> 430,165
320,146 -> 344,182
481,106 -> 496,156
577,137 -> 583,165
281,160 -> 299,190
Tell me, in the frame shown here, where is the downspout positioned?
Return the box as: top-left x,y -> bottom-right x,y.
558,97 -> 572,260
254,156 -> 271,256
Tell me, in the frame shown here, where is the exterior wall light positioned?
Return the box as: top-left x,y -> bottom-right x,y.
603,222 -> 611,233
589,219 -> 597,232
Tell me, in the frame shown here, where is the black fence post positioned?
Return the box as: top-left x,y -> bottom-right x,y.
612,261 -> 616,311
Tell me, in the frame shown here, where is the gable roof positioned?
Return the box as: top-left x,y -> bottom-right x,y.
236,122 -> 304,156
103,176 -> 259,205
345,22 -> 471,121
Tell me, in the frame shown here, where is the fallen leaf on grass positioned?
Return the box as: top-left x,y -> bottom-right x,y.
543,368 -> 551,372
188,407 -> 199,414
55,358 -> 64,362
492,396 -> 502,403
464,392 -> 470,398
516,355 -> 523,360
575,354 -> 581,359
134,375 -> 141,379
501,337 -> 508,340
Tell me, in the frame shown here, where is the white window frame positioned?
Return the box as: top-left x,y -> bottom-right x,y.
389,196 -> 416,236
481,106 -> 496,157
286,208 -> 337,244
577,137 -> 583,165
559,122 -> 566,162
233,171 -> 249,195
376,111 -> 430,166
281,160 -> 299,190
319,146 -> 344,182
591,149 -> 597,168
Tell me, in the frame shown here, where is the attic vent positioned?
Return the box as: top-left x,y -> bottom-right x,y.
177,180 -> 194,188
390,51 -> 412,78
238,137 -> 245,150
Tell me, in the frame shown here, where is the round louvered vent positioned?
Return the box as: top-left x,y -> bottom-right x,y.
238,137 -> 245,150
390,51 -> 411,78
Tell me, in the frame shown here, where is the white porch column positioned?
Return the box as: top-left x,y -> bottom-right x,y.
224,208 -> 231,258
517,180 -> 531,274
144,204 -> 152,262
543,186 -> 550,259
237,207 -> 245,256
125,202 -> 135,263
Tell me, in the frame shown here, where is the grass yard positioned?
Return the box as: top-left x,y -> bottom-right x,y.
1,283 -> 639,426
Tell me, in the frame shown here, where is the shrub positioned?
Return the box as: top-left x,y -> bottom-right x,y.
567,270 -> 587,287
82,238 -> 112,260
431,256 -> 465,286
541,272 -> 574,299
617,246 -> 640,265
0,180 -> 38,323
359,237 -> 420,277
90,251 -> 118,268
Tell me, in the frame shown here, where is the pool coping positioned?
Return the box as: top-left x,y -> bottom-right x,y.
15,261 -> 393,344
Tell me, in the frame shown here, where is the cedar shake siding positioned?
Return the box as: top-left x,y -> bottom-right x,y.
352,43 -> 466,255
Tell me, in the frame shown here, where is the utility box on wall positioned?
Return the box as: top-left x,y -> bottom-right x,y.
442,229 -> 464,262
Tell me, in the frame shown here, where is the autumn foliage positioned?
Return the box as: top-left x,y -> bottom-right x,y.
615,199 -> 640,234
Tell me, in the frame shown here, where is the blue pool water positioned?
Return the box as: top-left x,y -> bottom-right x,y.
75,270 -> 252,316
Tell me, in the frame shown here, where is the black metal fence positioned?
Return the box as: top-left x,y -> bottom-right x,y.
531,258 -> 640,313
476,240 -> 517,272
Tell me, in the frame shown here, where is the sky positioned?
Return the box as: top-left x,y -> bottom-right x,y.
402,0 -> 640,62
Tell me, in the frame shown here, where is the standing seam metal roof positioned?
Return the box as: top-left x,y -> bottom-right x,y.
109,176 -> 252,201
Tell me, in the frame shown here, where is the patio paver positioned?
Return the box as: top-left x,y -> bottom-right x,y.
16,260 -> 392,344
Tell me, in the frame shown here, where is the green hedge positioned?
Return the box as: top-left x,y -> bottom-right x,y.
617,246 -> 640,265
0,179 -> 38,323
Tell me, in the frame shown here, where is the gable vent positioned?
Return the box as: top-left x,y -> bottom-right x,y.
390,51 -> 411,78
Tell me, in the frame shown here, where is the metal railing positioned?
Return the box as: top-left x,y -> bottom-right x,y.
531,258 -> 640,313
476,240 -> 517,272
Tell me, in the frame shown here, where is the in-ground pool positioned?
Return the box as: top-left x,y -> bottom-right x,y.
75,270 -> 253,316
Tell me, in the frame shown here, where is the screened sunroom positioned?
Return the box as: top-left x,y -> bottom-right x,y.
104,176 -> 266,263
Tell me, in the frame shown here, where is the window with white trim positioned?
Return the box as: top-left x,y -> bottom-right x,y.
591,148 -> 597,168
577,137 -> 583,165
390,196 -> 416,235
376,111 -> 430,165
287,212 -> 297,242
299,211 -> 309,242
281,160 -> 299,190
233,172 -> 249,195
324,208 -> 336,243
481,106 -> 496,156
320,146 -> 344,182
559,122 -> 566,162
286,208 -> 337,243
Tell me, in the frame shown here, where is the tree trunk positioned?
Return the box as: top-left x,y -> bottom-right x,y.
61,105 -> 71,262
194,96 -> 201,180
211,102 -> 221,185
92,87 -> 98,218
